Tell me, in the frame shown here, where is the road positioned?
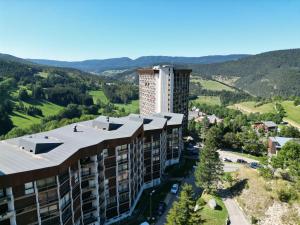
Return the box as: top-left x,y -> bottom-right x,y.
155,151 -> 255,225
223,197 -> 250,225
219,150 -> 254,225
218,150 -> 258,163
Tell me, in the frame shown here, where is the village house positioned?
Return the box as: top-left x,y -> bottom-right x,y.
253,121 -> 278,133
268,136 -> 293,155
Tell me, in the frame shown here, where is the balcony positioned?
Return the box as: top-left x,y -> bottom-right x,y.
0,210 -> 14,221
37,183 -> 57,192
82,194 -> 97,203
81,159 -> 94,167
81,172 -> 95,181
0,195 -> 11,205
81,184 -> 96,193
83,216 -> 98,225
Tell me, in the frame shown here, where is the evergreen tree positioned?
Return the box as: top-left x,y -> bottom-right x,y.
195,127 -> 224,193
166,184 -> 201,225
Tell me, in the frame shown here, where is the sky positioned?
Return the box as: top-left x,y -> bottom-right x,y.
0,0 -> 300,61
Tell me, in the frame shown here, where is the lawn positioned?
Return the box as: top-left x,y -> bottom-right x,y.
191,78 -> 235,92
192,96 -> 221,106
10,100 -> 63,129
199,194 -> 228,225
115,100 -> 139,114
229,100 -> 300,128
89,90 -> 109,104
281,101 -> 300,128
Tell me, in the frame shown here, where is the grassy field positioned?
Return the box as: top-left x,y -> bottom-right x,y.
115,100 -> 139,114
192,96 -> 221,106
10,100 -> 63,129
89,90 -> 109,104
191,78 -> 235,92
199,194 -> 228,225
229,100 -> 300,128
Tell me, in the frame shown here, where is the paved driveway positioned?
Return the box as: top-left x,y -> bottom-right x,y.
223,197 -> 250,225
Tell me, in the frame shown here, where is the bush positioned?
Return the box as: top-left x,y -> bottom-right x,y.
197,198 -> 206,206
251,216 -> 259,224
277,189 -> 298,203
259,167 -> 273,179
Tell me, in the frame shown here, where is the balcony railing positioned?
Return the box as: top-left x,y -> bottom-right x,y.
82,194 -> 97,203
0,210 -> 14,220
83,216 -> 98,225
81,172 -> 95,181
0,195 -> 11,204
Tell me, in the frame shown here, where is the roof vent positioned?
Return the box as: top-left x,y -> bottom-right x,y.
73,125 -> 77,132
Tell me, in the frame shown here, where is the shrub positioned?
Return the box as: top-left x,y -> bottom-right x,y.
251,216 -> 259,224
259,167 -> 273,179
197,198 -> 206,206
279,187 -> 298,202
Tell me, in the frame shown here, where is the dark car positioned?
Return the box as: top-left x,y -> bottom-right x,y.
156,201 -> 167,216
237,158 -> 247,164
249,162 -> 260,169
223,157 -> 232,162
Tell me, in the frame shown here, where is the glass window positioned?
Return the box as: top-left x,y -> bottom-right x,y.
25,182 -> 34,195
0,189 -> 5,197
74,172 -> 79,183
61,193 -> 70,209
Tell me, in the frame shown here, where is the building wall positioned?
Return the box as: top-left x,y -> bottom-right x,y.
138,66 -> 190,131
139,73 -> 158,115
0,123 -> 182,225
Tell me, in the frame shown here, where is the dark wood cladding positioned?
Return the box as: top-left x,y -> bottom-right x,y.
0,126 -> 143,188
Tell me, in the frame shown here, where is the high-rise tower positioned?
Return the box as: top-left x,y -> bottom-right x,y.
137,65 -> 191,130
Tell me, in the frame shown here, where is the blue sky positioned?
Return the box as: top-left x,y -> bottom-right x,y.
0,0 -> 300,60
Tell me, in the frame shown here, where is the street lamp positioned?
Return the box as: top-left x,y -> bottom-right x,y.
149,189 -> 155,221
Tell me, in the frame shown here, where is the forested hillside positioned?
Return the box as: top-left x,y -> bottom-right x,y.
0,55 -> 139,137
189,49 -> 300,97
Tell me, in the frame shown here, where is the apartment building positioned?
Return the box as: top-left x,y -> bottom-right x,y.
0,113 -> 183,225
137,65 -> 191,131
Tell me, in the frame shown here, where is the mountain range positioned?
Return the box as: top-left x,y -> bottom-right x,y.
1,49 -> 300,97
28,54 -> 250,74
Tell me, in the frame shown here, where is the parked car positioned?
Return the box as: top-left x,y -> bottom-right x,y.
223,157 -> 232,162
249,162 -> 260,169
156,201 -> 167,216
140,222 -> 150,225
171,183 -> 179,194
237,158 -> 248,164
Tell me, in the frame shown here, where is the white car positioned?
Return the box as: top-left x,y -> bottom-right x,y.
171,183 -> 179,194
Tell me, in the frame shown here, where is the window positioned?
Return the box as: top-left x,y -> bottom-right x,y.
118,182 -> 128,193
0,188 -> 5,197
61,193 -> 70,209
153,156 -> 160,162
40,204 -> 58,219
37,177 -> 56,189
102,149 -> 108,158
74,172 -> 79,183
25,182 -> 34,195
39,189 -> 58,205
117,153 -> 127,162
118,163 -> 128,172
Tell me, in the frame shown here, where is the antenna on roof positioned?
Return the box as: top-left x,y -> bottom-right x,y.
73,125 -> 77,132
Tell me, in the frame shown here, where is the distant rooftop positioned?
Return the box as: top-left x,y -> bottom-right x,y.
269,136 -> 293,148
263,121 -> 277,128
